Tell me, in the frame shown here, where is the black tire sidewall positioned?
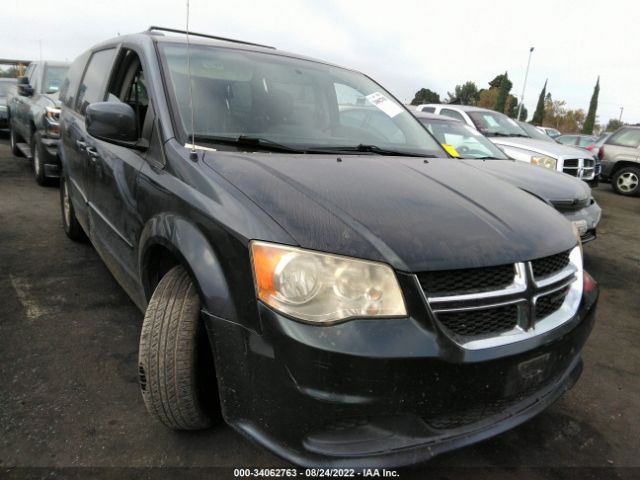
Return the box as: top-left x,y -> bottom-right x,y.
9,120 -> 23,157
60,176 -> 86,241
138,265 -> 218,430
32,133 -> 46,185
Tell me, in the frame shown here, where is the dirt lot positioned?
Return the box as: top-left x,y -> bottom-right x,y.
1,134 -> 639,480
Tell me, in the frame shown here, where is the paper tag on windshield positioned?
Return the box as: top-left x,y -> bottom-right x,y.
365,92 -> 403,118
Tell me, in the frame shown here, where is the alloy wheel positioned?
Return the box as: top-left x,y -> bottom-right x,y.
617,172 -> 639,193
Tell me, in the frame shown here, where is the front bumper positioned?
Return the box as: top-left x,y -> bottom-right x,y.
558,199 -> 602,244
203,273 -> 598,467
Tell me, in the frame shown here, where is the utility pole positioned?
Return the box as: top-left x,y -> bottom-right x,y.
619,107 -> 624,122
517,47 -> 535,121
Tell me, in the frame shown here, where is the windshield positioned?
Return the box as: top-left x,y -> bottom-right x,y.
158,43 -> 443,155
467,110 -> 528,137
418,118 -> 508,159
43,66 -> 69,94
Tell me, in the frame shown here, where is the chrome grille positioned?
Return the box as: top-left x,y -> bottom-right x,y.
562,158 -> 595,180
421,247 -> 583,349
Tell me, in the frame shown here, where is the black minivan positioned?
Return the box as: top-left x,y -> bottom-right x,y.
57,27 -> 598,467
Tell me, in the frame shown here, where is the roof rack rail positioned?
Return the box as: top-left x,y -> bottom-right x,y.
146,26 -> 276,50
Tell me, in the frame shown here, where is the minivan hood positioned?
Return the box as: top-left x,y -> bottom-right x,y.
461,159 -> 591,204
203,154 -> 576,272
489,136 -> 592,159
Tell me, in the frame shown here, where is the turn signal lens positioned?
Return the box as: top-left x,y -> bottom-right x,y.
250,241 -> 407,324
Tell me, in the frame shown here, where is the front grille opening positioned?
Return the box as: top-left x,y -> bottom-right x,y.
437,304 -> 518,337
532,251 -> 571,279
535,289 -> 569,320
418,264 -> 515,296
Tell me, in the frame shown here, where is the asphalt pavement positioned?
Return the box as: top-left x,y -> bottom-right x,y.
1,134 -> 639,480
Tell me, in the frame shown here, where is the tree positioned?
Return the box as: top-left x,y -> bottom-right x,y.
531,80 -> 547,126
582,76 -> 600,134
489,73 -> 512,91
606,119 -> 624,131
494,72 -> 511,113
410,88 -> 441,105
478,88 -> 497,109
446,81 -> 480,105
504,95 -> 526,120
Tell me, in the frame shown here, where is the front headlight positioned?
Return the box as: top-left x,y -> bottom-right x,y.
45,106 -> 61,123
251,241 -> 407,323
530,155 -> 557,170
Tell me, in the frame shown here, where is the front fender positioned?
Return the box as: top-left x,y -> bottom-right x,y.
138,213 -> 237,322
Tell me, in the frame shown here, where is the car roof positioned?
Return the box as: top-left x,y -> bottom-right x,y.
90,28 -> 352,73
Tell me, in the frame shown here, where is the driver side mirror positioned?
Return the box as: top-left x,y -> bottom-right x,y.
17,76 -> 34,97
85,101 -> 141,147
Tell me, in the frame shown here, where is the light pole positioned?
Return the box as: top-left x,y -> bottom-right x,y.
517,47 -> 535,121
619,107 -> 624,123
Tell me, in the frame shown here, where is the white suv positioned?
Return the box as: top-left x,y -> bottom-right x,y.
415,104 -> 598,184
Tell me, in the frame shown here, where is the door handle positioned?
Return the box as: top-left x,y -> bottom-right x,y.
86,146 -> 100,161
76,139 -> 87,151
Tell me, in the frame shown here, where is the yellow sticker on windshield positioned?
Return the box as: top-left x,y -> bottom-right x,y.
442,144 -> 460,157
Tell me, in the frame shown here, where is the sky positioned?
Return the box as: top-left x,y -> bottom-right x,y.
3,0 -> 639,126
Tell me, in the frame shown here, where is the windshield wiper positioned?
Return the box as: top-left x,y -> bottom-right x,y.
192,134 -> 309,153
312,144 -> 437,157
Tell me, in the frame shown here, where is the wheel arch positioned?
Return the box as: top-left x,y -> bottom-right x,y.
138,214 -> 237,323
611,160 -> 640,176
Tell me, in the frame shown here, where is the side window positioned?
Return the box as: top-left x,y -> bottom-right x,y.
75,48 -> 117,115
59,52 -> 90,108
29,64 -> 41,93
608,128 -> 640,148
441,108 -> 465,122
106,50 -> 150,139
420,106 -> 436,113
24,64 -> 36,84
557,136 -> 575,145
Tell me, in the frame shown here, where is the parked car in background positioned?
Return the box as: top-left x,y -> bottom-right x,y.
557,134 -> 599,152
414,104 -> 599,185
598,126 -> 640,196
0,78 -> 17,129
6,60 -> 70,185
57,27 -> 598,468
537,126 -> 562,138
414,112 -> 601,242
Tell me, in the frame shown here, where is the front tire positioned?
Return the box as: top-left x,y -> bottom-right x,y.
9,121 -> 23,157
32,133 -> 48,185
612,166 -> 640,196
60,176 -> 86,241
138,265 -> 218,430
